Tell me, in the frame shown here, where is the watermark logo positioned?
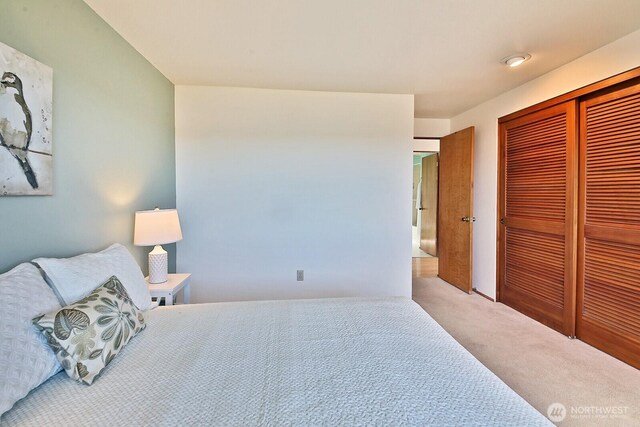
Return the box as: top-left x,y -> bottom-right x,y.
547,403 -> 629,423
547,403 -> 567,422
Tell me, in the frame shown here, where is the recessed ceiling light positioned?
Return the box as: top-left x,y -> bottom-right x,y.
501,53 -> 531,68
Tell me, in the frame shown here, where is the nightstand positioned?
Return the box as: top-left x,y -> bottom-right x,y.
147,273 -> 191,307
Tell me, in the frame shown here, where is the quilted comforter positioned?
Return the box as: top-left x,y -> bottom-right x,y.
3,297 -> 551,426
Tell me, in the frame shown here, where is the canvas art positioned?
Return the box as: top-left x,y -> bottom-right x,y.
0,41 -> 52,196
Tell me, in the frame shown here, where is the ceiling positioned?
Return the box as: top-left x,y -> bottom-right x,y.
83,0 -> 640,118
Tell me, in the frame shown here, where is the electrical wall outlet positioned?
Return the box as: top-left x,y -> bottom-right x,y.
297,270 -> 304,281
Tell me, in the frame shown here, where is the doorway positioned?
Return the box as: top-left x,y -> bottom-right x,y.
413,152 -> 438,257
413,150 -> 439,277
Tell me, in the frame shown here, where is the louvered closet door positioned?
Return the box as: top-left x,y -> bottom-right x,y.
577,80 -> 640,368
498,101 -> 578,335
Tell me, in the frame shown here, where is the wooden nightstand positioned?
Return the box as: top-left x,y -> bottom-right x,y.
147,273 -> 191,307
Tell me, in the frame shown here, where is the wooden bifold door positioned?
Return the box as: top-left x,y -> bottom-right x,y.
498,70 -> 640,368
577,80 -> 640,368
498,101 -> 577,336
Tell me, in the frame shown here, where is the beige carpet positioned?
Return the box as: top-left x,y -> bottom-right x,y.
412,277 -> 640,427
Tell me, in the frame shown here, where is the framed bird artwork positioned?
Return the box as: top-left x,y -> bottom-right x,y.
0,41 -> 53,196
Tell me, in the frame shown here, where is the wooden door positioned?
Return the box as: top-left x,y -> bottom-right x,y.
498,101 -> 578,336
577,80 -> 640,368
412,164 -> 421,226
419,154 -> 438,256
438,127 -> 474,293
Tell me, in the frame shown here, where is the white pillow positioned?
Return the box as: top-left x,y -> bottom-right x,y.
0,263 -> 62,416
33,243 -> 152,311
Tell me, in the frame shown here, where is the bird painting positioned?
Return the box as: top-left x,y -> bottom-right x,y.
0,41 -> 52,196
0,71 -> 38,189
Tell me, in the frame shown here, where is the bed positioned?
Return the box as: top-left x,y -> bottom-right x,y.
3,296 -> 551,426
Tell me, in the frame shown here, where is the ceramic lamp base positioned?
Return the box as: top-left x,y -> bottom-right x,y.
148,245 -> 168,284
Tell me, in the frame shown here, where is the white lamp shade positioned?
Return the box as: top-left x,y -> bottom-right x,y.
134,208 -> 183,246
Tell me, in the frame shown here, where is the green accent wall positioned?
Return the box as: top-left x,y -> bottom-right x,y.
413,152 -> 434,165
0,0 -> 176,273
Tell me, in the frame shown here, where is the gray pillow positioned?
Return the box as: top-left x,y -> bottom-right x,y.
33,276 -> 146,385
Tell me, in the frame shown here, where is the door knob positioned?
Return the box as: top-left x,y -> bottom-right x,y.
461,217 -> 476,222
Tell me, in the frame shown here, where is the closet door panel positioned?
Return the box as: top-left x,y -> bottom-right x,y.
506,228 -> 565,308
578,82 -> 640,368
498,101 -> 578,335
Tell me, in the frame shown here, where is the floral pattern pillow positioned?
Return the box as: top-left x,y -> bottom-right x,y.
33,276 -> 146,385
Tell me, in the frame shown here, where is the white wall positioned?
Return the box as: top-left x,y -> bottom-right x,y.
414,118 -> 450,137
450,29 -> 640,299
176,86 -> 414,302
413,118 -> 448,152
413,139 -> 440,152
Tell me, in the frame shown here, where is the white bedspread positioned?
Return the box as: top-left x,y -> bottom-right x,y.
2,297 -> 551,426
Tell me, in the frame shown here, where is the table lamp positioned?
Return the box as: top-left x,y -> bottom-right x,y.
134,208 -> 182,284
